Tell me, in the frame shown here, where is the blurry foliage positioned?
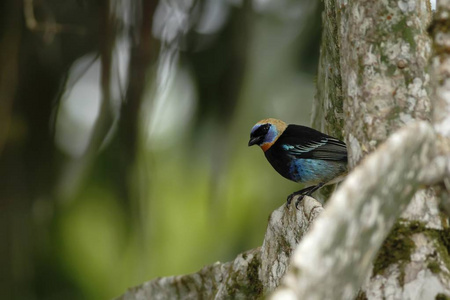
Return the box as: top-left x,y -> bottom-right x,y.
0,0 -> 321,299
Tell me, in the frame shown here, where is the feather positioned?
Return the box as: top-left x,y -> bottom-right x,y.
277,125 -> 347,162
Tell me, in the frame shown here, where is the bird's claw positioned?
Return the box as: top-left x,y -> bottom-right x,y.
286,193 -> 305,210
286,194 -> 294,208
295,195 -> 305,210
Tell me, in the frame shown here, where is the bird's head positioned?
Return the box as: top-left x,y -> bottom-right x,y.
248,118 -> 287,152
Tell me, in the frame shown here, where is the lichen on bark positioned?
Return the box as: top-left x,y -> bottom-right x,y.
371,217 -> 450,284
272,0 -> 450,299
338,0 -> 432,168
336,0 -> 450,297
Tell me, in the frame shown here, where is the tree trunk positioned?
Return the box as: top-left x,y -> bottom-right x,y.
273,0 -> 450,299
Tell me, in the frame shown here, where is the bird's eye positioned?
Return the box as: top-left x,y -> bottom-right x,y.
255,124 -> 270,136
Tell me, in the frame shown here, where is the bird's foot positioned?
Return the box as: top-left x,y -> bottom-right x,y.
295,195 -> 305,210
286,194 -> 293,208
286,193 -> 305,210
286,184 -> 326,210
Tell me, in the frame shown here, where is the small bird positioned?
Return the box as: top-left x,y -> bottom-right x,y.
248,118 -> 348,208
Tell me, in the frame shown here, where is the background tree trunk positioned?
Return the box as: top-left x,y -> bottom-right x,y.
0,1 -> 158,298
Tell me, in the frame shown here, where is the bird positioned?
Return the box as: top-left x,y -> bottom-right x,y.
248,118 -> 348,209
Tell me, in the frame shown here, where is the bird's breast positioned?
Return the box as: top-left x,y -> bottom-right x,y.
287,159 -> 347,184
264,147 -> 347,185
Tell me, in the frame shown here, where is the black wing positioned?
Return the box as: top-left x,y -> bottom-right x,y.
275,125 -> 347,162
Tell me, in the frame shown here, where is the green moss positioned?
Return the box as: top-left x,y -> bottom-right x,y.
387,106 -> 403,121
407,220 -> 426,232
436,293 -> 450,300
418,224 -> 450,273
277,235 -> 292,257
374,219 -> 450,284
357,56 -> 365,86
373,220 -> 419,282
380,51 -> 389,65
428,261 -> 441,274
244,255 -> 263,297
392,17 -> 417,51
387,64 -> 397,76
355,290 -> 368,300
439,212 -> 449,229
433,227 -> 450,272
225,269 -> 241,297
226,254 -> 263,299
438,226 -> 450,252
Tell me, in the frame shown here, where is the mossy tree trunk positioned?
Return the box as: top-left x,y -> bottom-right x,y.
273,0 -> 450,299
330,0 -> 450,298
338,0 -> 449,298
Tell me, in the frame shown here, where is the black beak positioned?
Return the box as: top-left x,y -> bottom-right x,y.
248,137 -> 260,146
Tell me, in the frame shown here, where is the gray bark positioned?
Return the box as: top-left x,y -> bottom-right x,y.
339,0 -> 432,168
273,0 -> 450,299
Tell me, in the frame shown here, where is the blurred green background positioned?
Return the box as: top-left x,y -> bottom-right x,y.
0,0 -> 321,299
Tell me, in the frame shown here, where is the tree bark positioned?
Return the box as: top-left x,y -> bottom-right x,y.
339,0 -> 432,168
273,0 -> 450,299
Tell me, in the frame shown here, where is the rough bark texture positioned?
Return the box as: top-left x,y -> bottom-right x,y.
115,197 -> 323,299
339,0 -> 432,168
259,198 -> 323,292
357,1 -> 450,298
272,0 -> 450,299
